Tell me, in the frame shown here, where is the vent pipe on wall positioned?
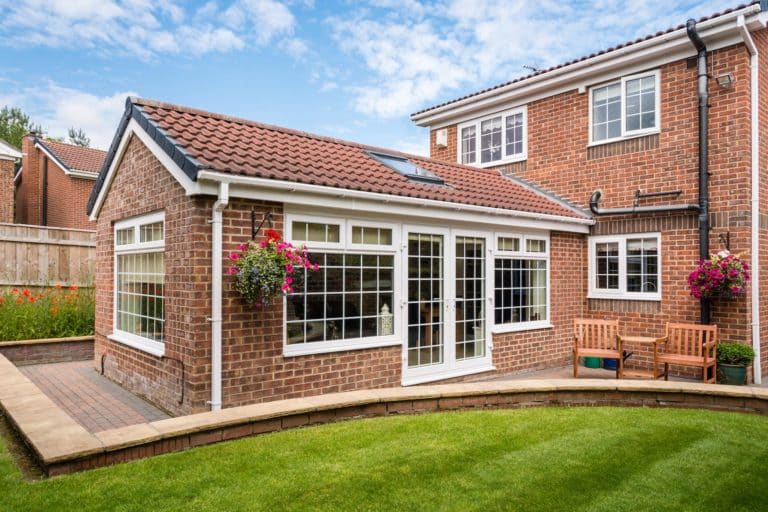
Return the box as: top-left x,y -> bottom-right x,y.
686,18 -> 711,325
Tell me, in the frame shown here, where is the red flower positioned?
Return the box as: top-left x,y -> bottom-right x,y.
22,289 -> 30,297
50,307 -> 59,314
55,284 -> 62,289
265,229 -> 282,243
28,297 -> 36,303
69,285 -> 78,291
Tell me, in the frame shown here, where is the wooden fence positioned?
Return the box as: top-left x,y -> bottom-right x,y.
0,223 -> 95,287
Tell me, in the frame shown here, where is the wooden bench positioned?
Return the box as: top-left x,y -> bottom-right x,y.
573,319 -> 623,379
653,322 -> 717,384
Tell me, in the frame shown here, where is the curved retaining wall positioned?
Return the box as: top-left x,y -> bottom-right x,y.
0,351 -> 765,476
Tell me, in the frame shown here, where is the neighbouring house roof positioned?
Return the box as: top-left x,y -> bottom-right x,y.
87,97 -> 591,222
0,138 -> 22,160
36,139 -> 106,175
411,1 -> 764,120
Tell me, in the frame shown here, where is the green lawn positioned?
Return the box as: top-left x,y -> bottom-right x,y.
2,407 -> 767,511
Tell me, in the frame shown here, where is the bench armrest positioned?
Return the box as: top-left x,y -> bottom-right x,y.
653,336 -> 668,346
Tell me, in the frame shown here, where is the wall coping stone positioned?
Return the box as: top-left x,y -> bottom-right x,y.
0,353 -> 765,475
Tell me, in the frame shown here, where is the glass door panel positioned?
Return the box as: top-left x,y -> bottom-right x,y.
407,232 -> 444,368
455,236 -> 486,361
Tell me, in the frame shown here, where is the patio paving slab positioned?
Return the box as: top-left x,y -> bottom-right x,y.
19,360 -> 170,433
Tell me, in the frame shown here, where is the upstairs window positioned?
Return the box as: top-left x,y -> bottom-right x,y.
590,70 -> 660,144
458,107 -> 527,167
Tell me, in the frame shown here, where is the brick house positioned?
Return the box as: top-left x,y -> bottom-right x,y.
86,96 -> 591,414
87,2 -> 766,415
15,136 -> 105,230
412,2 -> 768,383
0,139 -> 22,224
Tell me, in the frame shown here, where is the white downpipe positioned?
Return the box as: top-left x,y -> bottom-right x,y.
210,181 -> 229,410
738,15 -> 761,384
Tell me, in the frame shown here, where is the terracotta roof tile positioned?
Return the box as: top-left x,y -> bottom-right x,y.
40,140 -> 106,174
136,99 -> 587,220
412,1 -> 760,117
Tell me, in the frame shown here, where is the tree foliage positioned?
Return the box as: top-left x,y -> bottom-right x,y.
0,106 -> 42,149
67,127 -> 91,147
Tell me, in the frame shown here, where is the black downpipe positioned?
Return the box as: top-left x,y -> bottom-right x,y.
41,156 -> 48,227
686,19 -> 710,325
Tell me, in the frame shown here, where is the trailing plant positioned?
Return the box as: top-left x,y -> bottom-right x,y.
687,250 -> 750,299
0,285 -> 95,341
717,342 -> 755,366
228,229 -> 319,308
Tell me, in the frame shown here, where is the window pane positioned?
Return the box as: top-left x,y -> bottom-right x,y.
526,239 -> 546,253
139,222 -> 163,243
595,242 -> 619,290
505,113 -> 524,156
626,75 -> 656,132
498,237 -> 520,252
592,83 -> 621,141
287,251 -> 395,345
461,126 -> 476,164
116,228 -> 134,245
626,237 -> 659,293
295,221 -> 341,243
494,257 -> 547,325
480,117 -> 502,163
116,251 -> 164,343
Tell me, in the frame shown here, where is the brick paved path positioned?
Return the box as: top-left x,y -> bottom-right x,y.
20,360 -> 170,433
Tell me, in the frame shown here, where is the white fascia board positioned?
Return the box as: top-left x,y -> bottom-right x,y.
13,166 -> 22,184
89,118 -> 207,220
196,170 -> 593,233
0,140 -> 22,159
412,5 -> 762,128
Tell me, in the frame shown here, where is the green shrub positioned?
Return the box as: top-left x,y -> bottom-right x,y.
717,342 -> 755,366
0,285 -> 94,341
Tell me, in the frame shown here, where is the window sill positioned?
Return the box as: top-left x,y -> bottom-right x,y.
587,130 -> 659,148
492,321 -> 553,334
283,337 -> 401,357
108,331 -> 165,357
463,155 -> 527,169
587,293 -> 661,302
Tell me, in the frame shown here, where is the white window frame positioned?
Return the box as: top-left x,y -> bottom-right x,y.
284,214 -> 401,357
588,69 -> 661,146
457,106 -> 528,168
491,232 -> 551,334
110,211 -> 166,357
588,233 -> 662,301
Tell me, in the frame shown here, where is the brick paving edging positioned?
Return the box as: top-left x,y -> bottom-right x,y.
0,353 -> 766,477
0,336 -> 94,366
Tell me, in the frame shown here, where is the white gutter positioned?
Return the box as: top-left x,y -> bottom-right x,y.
412,4 -> 762,126
738,14 -> 762,384
209,181 -> 229,410
195,170 -> 594,228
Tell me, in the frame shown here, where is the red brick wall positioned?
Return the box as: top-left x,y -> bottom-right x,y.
0,159 -> 14,223
429,43 -> 756,355
492,232 -> 585,373
15,136 -> 95,230
0,338 -> 93,366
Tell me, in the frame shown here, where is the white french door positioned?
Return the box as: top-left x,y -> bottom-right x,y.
402,226 -> 492,385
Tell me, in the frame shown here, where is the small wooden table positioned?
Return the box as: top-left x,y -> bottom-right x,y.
618,335 -> 662,379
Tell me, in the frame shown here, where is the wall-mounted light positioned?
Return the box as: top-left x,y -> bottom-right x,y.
715,73 -> 734,89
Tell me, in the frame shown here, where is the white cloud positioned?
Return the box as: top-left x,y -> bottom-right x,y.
0,0 -> 298,59
0,83 -> 137,149
328,0 -> 739,118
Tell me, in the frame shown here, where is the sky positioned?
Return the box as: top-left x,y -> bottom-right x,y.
0,0 -> 743,154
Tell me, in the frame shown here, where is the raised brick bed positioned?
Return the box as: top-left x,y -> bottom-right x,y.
0,336 -> 93,366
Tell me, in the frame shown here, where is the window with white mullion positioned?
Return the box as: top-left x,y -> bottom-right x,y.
590,70 -> 659,144
589,234 -> 661,300
458,107 -> 527,166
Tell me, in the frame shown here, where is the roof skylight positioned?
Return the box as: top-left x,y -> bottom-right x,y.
367,151 -> 445,185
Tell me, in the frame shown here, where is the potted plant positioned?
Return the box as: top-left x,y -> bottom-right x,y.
716,342 -> 755,385
228,229 -> 318,308
687,250 -> 750,300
